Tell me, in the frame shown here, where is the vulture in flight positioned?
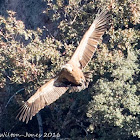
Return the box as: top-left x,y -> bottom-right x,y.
17,10 -> 110,123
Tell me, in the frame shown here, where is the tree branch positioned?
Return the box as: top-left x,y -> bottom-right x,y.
5,88 -> 24,108
36,112 -> 43,140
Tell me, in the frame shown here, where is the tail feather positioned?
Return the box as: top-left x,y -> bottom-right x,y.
69,71 -> 93,93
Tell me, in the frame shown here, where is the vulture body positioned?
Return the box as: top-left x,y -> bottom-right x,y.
17,10 -> 110,123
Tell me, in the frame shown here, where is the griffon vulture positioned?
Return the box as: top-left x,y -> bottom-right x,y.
16,10 -> 110,123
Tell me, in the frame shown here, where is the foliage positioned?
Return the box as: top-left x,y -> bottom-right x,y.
0,0 -> 139,140
87,47 -> 140,139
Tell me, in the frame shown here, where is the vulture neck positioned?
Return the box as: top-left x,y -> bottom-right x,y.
59,63 -> 85,86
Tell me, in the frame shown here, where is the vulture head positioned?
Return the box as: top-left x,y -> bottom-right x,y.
61,64 -> 73,72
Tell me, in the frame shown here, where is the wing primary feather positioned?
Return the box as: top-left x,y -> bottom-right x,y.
23,104 -> 30,123
30,102 -> 36,121
17,78 -> 69,123
70,10 -> 110,68
19,104 -> 28,121
16,104 -> 25,120
26,105 -> 32,122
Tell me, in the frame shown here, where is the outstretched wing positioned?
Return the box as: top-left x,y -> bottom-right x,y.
69,10 -> 110,69
16,78 -> 69,123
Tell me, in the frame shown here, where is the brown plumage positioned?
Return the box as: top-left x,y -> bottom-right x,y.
16,10 -> 110,123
